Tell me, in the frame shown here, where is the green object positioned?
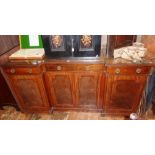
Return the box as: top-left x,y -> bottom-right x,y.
20,35 -> 43,48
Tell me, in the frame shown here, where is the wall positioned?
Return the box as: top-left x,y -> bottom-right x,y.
19,35 -> 140,56
141,35 -> 155,57
136,35 -> 142,42
0,35 -> 19,56
100,35 -> 143,56
20,35 -> 108,49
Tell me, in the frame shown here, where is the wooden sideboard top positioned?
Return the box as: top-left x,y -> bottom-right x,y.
1,47 -> 155,67
2,57 -> 154,67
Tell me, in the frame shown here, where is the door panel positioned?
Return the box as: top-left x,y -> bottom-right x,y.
75,72 -> 102,109
45,72 -> 75,108
8,75 -> 49,112
105,75 -> 147,114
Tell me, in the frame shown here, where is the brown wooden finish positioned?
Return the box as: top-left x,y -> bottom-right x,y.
45,72 -> 75,108
104,66 -> 150,116
3,66 -> 42,75
1,56 -> 152,116
46,64 -> 76,71
0,35 -> 153,116
2,66 -> 50,113
107,66 -> 151,75
0,46 -> 20,67
44,64 -> 105,112
8,74 -> 49,113
45,64 -> 104,72
76,64 -> 104,71
0,36 -> 19,56
75,72 -> 102,110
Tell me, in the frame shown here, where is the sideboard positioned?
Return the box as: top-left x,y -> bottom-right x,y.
1,57 -> 153,116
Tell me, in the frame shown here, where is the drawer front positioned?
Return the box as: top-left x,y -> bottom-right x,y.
46,64 -> 105,72
3,67 -> 41,75
107,66 -> 151,75
46,64 -> 76,71
77,64 -> 105,71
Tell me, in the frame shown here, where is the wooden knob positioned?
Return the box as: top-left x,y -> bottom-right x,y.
57,66 -> 62,71
10,68 -> 15,73
28,69 -> 32,74
136,68 -> 142,74
115,68 -> 120,74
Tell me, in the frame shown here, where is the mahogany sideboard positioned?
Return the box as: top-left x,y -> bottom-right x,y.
0,57 -> 153,116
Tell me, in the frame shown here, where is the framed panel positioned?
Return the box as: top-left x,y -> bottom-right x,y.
42,35 -> 72,57
74,35 -> 101,57
79,35 -> 94,51
50,35 -> 65,51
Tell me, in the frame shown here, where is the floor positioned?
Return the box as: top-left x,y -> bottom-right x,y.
0,106 -> 155,120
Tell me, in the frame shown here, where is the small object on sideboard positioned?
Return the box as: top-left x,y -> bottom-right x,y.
9,48 -> 45,60
114,44 -> 147,61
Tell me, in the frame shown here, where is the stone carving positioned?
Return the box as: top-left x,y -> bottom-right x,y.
114,42 -> 147,61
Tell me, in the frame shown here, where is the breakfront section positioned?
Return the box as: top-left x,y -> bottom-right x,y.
1,65 -> 50,113
104,66 -> 151,116
44,63 -> 105,111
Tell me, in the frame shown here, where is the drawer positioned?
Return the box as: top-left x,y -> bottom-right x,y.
46,64 -> 76,71
4,67 -> 41,74
77,64 -> 105,71
107,66 -> 151,75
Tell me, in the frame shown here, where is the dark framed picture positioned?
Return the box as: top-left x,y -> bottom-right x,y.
79,35 -> 94,51
50,35 -> 65,51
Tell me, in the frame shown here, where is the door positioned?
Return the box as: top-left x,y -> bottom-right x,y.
45,72 -> 75,108
75,72 -> 102,110
7,74 -> 50,112
105,75 -> 147,115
